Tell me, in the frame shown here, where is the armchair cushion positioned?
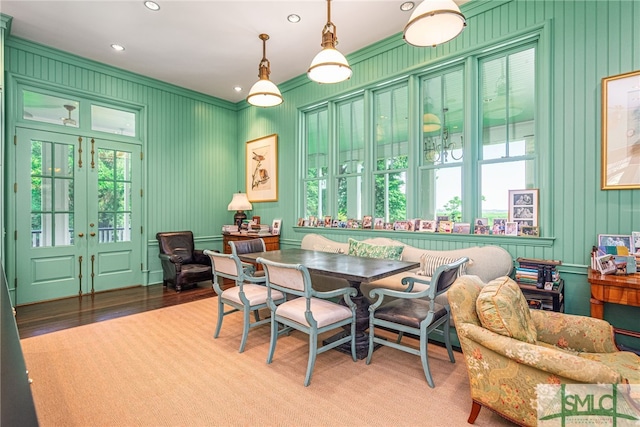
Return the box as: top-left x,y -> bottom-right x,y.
475,276 -> 537,344
347,238 -> 403,260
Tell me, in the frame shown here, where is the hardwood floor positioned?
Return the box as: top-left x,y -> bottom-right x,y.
15,282 -> 216,339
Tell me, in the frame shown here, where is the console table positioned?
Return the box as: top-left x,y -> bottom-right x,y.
222,233 -> 280,254
588,269 -> 640,340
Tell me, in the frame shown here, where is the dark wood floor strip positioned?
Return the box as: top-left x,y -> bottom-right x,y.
16,283 -> 215,339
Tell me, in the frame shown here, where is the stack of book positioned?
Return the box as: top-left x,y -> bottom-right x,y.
515,257 -> 562,290
247,224 -> 272,236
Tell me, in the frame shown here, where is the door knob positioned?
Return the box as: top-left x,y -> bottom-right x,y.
78,233 -> 84,237
90,232 -> 96,237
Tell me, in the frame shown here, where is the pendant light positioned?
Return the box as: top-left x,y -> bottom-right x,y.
247,34 -> 283,107
403,0 -> 467,47
307,0 -> 352,84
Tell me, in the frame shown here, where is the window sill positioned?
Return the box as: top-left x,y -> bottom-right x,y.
292,226 -> 555,247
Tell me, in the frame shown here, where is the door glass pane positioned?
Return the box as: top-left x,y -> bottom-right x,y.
91,105 -> 136,137
98,148 -> 133,243
31,140 -> 74,247
23,90 -> 79,128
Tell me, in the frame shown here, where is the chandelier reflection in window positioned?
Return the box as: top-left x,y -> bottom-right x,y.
423,107 -> 463,163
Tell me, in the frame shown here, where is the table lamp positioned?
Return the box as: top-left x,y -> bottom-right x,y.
227,192 -> 252,231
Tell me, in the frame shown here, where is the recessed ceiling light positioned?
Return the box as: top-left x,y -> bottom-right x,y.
144,1 -> 160,11
233,86 -> 242,92
400,2 -> 415,12
287,14 -> 301,23
111,44 -> 125,52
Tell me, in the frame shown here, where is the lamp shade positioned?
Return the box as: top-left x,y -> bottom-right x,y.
308,47 -> 352,84
227,193 -> 253,211
423,113 -> 441,133
247,78 -> 283,107
403,0 -> 466,47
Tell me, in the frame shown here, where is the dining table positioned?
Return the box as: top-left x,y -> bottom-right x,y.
238,248 -> 420,359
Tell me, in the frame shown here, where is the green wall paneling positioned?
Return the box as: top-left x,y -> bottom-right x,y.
236,0 -> 640,341
3,34 -> 239,292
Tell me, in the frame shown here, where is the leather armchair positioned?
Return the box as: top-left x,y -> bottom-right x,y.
156,231 -> 212,292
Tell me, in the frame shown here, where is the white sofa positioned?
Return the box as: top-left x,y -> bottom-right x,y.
300,233 -> 514,305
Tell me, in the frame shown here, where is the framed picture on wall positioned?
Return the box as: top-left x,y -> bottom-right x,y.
508,189 -> 538,227
601,70 -> 640,189
246,134 -> 278,202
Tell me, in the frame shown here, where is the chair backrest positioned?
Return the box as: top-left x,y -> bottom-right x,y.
257,258 -> 312,297
156,231 -> 195,262
229,238 -> 266,256
432,257 -> 470,297
204,250 -> 242,279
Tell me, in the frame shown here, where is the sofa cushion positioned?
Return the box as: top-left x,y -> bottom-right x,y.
417,253 -> 468,276
475,276 -> 537,344
312,243 -> 344,254
347,238 -> 403,260
578,351 -> 640,383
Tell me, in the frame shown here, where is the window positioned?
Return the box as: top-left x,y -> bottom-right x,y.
479,46 -> 536,223
336,97 -> 365,221
303,107 -> 329,218
91,105 -> 137,137
23,90 -> 79,128
419,68 -> 464,222
300,40 -> 538,232
373,84 -> 409,222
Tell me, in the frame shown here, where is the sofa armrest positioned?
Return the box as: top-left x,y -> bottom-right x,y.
458,323 -> 623,384
530,310 -> 618,353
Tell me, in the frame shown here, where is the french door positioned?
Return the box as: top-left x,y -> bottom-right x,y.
14,128 -> 142,304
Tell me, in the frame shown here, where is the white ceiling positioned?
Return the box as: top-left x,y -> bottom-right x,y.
1,0 -> 468,104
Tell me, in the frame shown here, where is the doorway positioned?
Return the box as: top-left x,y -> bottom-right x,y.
14,127 -> 143,304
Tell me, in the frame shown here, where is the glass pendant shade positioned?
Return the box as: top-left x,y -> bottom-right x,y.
308,47 -> 352,84
247,34 -> 283,107
404,0 -> 467,47
423,113 -> 441,133
307,0 -> 352,84
247,78 -> 283,107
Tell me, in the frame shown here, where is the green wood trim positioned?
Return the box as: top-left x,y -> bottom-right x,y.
292,226 -> 555,247
1,14 -> 12,32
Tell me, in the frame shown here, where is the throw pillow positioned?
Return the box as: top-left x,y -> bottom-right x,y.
347,238 -> 404,261
417,254 -> 468,276
312,244 -> 344,254
475,276 -> 537,344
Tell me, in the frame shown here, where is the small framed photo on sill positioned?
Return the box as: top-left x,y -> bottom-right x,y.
271,218 -> 282,235
508,189 -> 538,227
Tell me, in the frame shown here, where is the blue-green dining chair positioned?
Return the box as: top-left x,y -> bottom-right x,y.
257,257 -> 358,387
204,241 -> 284,353
366,257 -> 469,388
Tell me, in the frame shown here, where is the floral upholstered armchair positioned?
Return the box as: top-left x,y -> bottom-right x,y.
448,275 -> 640,427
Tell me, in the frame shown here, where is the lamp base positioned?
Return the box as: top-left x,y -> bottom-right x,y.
234,211 -> 247,231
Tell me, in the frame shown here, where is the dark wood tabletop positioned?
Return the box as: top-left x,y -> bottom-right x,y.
238,248 -> 419,286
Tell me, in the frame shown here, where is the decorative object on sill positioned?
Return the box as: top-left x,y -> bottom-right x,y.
403,0 -> 467,47
423,107 -> 463,163
247,34 -> 283,107
307,0 -> 352,84
227,192 -> 252,231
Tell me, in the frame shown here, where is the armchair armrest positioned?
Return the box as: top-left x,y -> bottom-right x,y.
368,276 -> 431,310
314,287 -> 358,308
530,310 -> 618,353
458,323 -> 623,384
192,249 -> 211,265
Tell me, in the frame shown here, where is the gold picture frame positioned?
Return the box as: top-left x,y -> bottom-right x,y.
246,134 -> 278,202
601,69 -> 640,189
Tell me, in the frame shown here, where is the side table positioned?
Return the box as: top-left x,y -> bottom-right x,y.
517,279 -> 564,312
220,233 -> 280,287
587,269 -> 640,340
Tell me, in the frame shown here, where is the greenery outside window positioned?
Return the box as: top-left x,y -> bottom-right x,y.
336,97 -> 365,221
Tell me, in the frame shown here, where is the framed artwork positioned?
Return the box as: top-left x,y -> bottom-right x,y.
601,70 -> 640,189
598,234 -> 633,254
271,218 -> 282,235
508,189 -> 538,227
246,134 -> 278,202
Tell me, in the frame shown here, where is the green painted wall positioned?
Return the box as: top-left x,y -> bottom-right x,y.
2,1 -> 639,346
237,0 -> 640,346
3,37 -> 239,286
